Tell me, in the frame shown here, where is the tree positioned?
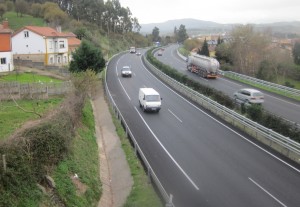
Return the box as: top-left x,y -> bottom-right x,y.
292,42 -> 300,65
177,24 -> 188,43
74,27 -> 88,40
5,1 -> 14,12
69,40 -> 105,73
215,42 -> 232,64
152,26 -> 160,42
229,25 -> 269,75
0,3 -> 6,20
15,0 -> 29,17
217,36 -> 223,45
44,7 -> 68,27
31,3 -> 43,18
198,38 -> 209,57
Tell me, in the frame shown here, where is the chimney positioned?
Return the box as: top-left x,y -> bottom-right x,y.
56,26 -> 61,33
2,20 -> 9,29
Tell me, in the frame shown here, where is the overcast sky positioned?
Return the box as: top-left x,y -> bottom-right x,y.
119,0 -> 300,24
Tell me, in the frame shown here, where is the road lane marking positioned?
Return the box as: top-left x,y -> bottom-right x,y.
118,78 -> 131,100
134,107 -> 199,191
249,177 -> 287,207
115,56 -> 122,76
168,109 -> 183,123
141,58 -> 300,174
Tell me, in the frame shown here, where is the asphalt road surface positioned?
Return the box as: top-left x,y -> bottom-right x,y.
105,51 -> 300,207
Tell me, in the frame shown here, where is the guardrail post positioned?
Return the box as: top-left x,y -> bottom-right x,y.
147,166 -> 151,183
134,142 -> 137,156
2,154 -> 6,174
165,194 -> 173,207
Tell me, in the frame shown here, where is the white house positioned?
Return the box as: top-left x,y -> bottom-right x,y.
12,26 -> 69,66
0,20 -> 14,72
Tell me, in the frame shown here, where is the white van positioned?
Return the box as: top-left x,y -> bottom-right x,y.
139,88 -> 162,112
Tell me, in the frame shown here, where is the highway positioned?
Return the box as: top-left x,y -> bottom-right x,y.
156,44 -> 300,125
106,51 -> 300,207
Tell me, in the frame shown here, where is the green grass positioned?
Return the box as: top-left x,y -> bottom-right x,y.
178,47 -> 190,57
3,11 -> 46,30
110,108 -> 164,207
0,98 -> 62,140
52,101 -> 101,207
0,72 -> 62,83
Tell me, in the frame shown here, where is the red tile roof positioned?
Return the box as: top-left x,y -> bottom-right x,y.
13,26 -> 68,37
68,37 -> 81,46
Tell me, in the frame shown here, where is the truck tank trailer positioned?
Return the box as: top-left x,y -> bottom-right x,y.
187,53 -> 220,78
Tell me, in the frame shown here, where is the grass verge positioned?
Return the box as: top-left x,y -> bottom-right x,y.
0,72 -> 62,83
110,107 -> 164,207
0,98 -> 63,140
52,100 -> 101,207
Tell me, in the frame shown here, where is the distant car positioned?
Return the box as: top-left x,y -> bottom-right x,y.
157,50 -> 163,56
234,88 -> 264,104
136,52 -> 141,56
129,46 -> 136,53
121,66 -> 132,77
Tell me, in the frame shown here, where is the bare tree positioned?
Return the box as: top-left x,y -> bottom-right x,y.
15,0 -> 29,17
230,25 -> 270,76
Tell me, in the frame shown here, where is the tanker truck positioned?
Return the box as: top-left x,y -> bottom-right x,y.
187,53 -> 220,78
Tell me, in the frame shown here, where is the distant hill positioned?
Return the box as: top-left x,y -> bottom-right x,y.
140,18 -> 300,36
140,18 -> 234,35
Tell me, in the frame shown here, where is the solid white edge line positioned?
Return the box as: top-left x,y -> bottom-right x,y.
118,78 -> 131,101
168,108 -> 183,123
134,106 -> 199,191
140,58 -> 300,174
249,177 -> 287,207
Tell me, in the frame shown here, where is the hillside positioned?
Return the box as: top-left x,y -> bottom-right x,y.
140,18 -> 300,36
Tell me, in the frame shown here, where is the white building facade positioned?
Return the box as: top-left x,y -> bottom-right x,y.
12,26 -> 69,66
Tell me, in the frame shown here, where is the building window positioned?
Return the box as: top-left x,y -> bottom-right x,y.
24,31 -> 29,38
59,41 -> 65,49
50,57 -> 53,64
57,56 -> 61,63
64,56 -> 67,63
49,41 -> 53,49
0,58 -> 7,65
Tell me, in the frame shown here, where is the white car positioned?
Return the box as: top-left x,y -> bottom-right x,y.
234,88 -> 264,104
121,66 -> 132,77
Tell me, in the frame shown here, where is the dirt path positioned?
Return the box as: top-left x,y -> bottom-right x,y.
92,81 -> 133,207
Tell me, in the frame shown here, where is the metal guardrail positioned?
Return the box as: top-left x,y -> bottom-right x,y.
143,53 -> 300,164
104,52 -> 174,207
224,71 -> 300,97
